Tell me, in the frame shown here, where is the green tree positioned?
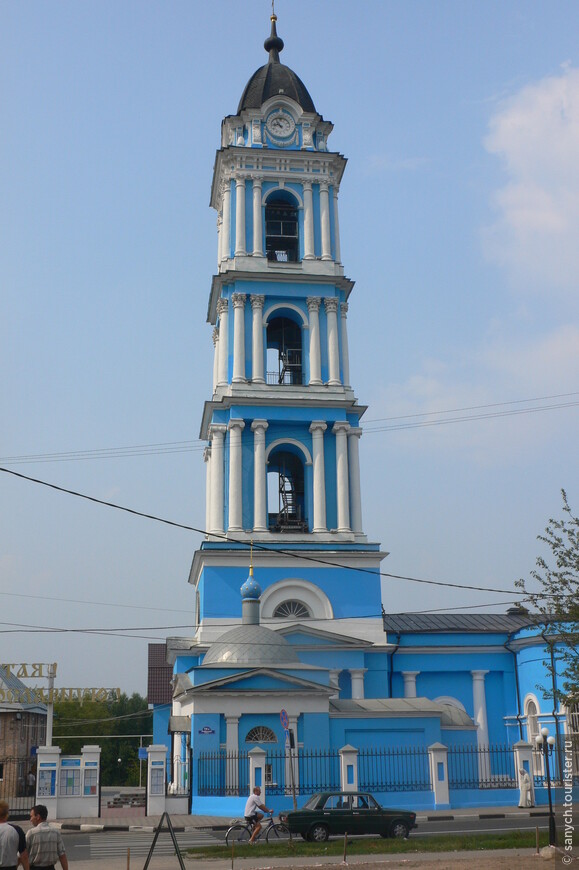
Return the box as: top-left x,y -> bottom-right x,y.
54,692 -> 152,786
516,490 -> 579,706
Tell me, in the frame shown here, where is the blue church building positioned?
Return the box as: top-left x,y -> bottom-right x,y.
149,13 -> 577,814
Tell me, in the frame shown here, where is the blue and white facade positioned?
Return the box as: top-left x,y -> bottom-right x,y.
153,15 -> 577,813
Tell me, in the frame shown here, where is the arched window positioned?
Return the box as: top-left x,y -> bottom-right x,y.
267,449 -> 307,532
273,600 -> 311,619
265,192 -> 299,262
266,315 -> 303,385
246,726 -> 277,743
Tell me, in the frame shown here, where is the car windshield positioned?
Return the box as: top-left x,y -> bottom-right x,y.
302,794 -> 322,810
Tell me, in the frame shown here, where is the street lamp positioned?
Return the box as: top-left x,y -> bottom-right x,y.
535,727 -> 557,845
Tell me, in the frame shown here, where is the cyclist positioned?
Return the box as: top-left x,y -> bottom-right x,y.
244,786 -> 273,844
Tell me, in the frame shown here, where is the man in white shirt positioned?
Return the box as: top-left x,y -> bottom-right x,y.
243,786 -> 272,844
0,799 -> 29,870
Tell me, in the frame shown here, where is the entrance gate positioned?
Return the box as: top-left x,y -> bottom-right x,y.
0,755 -> 35,818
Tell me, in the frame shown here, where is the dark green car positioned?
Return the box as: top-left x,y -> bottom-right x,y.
280,791 -> 417,842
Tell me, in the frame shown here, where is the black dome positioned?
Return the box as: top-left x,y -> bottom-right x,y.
237,16 -> 316,115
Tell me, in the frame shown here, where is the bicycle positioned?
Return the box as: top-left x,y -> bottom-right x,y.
225,812 -> 291,845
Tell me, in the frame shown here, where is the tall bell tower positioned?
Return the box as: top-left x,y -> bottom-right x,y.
187,14 -> 386,649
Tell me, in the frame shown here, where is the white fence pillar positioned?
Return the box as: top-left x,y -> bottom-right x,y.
339,744 -> 359,792
428,742 -> 450,808
248,746 -> 267,800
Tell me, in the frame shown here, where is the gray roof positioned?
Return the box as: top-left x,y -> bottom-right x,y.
331,698 -> 475,727
202,624 -> 300,667
383,612 -> 536,634
237,16 -> 316,114
0,666 -> 47,715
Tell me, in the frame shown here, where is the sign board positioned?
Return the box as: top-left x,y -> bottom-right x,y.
198,726 -> 215,735
280,709 -> 289,730
138,747 -> 148,760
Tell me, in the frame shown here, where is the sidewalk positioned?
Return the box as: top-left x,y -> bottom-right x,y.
50,804 -> 552,832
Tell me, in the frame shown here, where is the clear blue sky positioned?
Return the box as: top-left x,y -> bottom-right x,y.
1,1 -> 578,694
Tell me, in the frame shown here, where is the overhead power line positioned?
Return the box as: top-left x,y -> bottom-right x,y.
0,391 -> 576,465
0,466 -> 534,598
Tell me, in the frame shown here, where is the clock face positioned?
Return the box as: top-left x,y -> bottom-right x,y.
266,111 -> 296,139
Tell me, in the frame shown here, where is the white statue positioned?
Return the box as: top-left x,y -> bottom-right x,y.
518,768 -> 533,807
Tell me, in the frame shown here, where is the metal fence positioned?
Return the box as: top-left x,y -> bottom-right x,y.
448,744 -> 517,789
358,746 -> 431,792
0,755 -> 35,816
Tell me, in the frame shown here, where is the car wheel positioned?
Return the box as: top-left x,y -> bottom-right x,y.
389,819 -> 409,839
308,823 -> 329,842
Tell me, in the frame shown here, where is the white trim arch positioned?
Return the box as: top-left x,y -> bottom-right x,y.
260,578 -> 333,620
263,302 -> 308,328
261,94 -> 305,122
262,185 -> 304,210
265,438 -> 312,466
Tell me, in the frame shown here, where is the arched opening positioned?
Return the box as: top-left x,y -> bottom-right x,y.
246,726 -> 277,743
273,600 -> 311,619
525,697 -> 542,775
266,315 -> 303,384
267,449 -> 307,532
265,191 -> 299,262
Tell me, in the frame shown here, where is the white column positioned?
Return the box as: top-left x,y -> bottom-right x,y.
402,671 -> 419,699
252,177 -> 263,256
309,421 -> 327,532
350,668 -> 367,700
307,297 -> 322,385
228,419 -> 245,531
221,181 -> 231,263
347,427 -> 363,535
333,422 -> 350,532
217,298 -> 229,386
212,327 -> 219,393
250,295 -> 265,383
320,181 -> 332,260
333,188 -> 342,264
216,214 -> 222,268
226,716 -> 240,794
232,293 -> 246,383
303,181 -> 315,259
234,177 -> 246,256
472,669 -> 491,781
251,419 -> 268,531
340,302 -> 350,387
324,298 -> 340,385
204,445 -> 212,537
209,424 -> 226,534
329,669 -> 341,699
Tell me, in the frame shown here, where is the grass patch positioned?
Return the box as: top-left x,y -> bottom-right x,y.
185,828 -> 548,859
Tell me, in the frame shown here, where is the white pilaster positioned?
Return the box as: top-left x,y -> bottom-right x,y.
333,421 -> 350,532
212,327 -> 219,393
228,419 -> 245,531
252,178 -> 263,256
303,181 -> 315,259
204,445 -> 212,537
402,671 -> 419,699
307,297 -> 322,385
324,298 -> 341,385
217,298 -> 229,386
329,669 -> 341,699
221,181 -> 231,263
250,295 -> 265,383
320,181 -> 332,260
333,188 -> 342,264
234,177 -> 246,256
232,293 -> 246,383
340,302 -> 350,387
350,668 -> 367,700
347,427 -> 363,535
209,424 -> 226,534
251,419 -> 269,531
309,421 -> 327,532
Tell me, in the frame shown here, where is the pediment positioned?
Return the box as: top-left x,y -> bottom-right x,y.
276,623 -> 373,648
181,667 -> 333,696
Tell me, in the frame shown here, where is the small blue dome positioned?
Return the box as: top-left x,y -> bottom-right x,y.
240,574 -> 261,600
